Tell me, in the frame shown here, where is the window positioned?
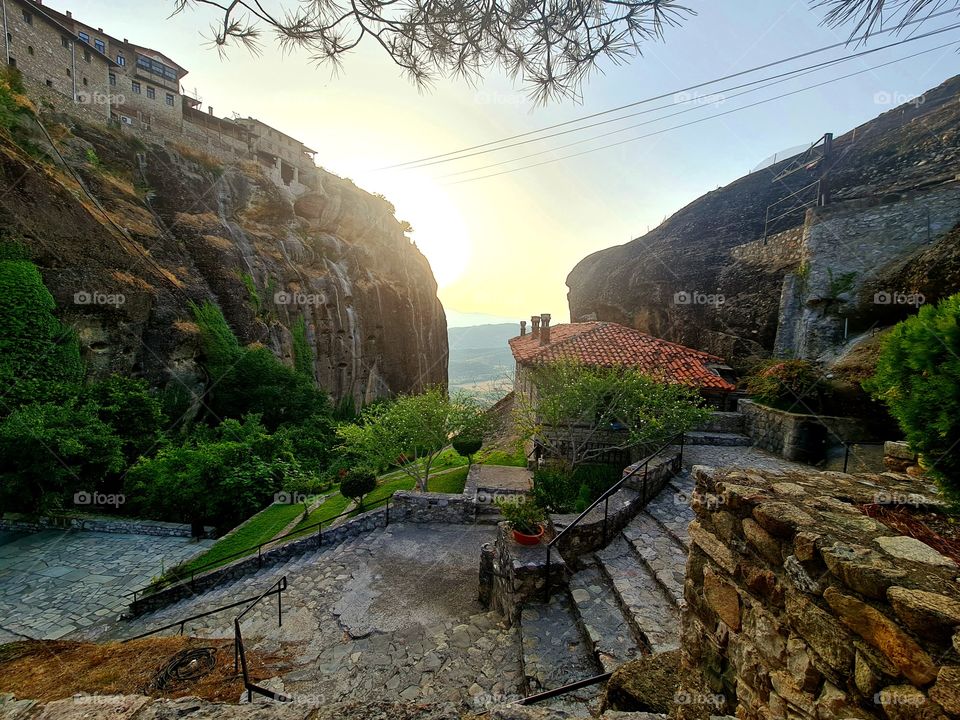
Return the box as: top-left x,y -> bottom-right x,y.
82,77 -> 88,86
146,86 -> 155,99
116,54 -> 125,66
132,81 -> 141,94
27,46 -> 33,56
61,37 -> 70,49
165,93 -> 174,107
83,50 -> 91,63
94,39 -> 105,54
136,55 -> 178,82
8,58 -> 15,68
22,10 -> 32,24
109,73 -> 116,86
46,79 -> 53,88
66,68 -> 71,77
78,31 -> 89,44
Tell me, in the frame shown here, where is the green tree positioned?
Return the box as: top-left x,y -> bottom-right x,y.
83,375 -> 167,464
0,402 -> 125,513
339,469 -> 377,509
452,436 -> 483,465
126,415 -> 306,532
865,294 -> 960,505
515,358 -> 709,470
291,316 -> 314,379
337,387 -> 488,491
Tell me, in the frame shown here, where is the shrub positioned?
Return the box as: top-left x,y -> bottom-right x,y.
83,375 -> 167,464
339,470 -> 377,509
745,359 -> 824,410
495,497 -> 546,535
0,402 -> 125,513
0,257 -> 83,403
532,465 -> 580,513
291,316 -> 314,379
865,294 -> 960,505
452,436 -> 483,461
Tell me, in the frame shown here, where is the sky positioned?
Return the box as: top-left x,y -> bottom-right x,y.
43,0 -> 960,327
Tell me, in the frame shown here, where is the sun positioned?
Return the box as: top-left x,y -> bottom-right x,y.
354,170 -> 471,288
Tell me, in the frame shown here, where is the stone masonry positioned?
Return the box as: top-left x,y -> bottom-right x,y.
678,464 -> 959,720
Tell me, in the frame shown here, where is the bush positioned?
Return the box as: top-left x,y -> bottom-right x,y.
532,465 -> 581,513
0,257 -> 83,403
495,497 -> 546,535
339,470 -> 377,509
83,375 -> 167,464
452,436 -> 483,461
865,294 -> 960,505
745,359 -> 824,410
126,415 -> 307,529
0,402 -> 125,513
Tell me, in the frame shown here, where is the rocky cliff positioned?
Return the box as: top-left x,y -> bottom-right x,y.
567,74 -> 960,369
0,110 -> 447,404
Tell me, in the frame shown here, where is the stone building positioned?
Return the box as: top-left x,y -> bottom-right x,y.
1,0 -> 115,118
32,2 -> 189,132
237,117 -> 318,193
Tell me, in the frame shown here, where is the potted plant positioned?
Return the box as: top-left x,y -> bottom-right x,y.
496,497 -> 547,545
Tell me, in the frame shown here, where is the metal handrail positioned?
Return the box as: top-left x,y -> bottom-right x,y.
544,432 -> 685,602
129,494 -> 394,602
122,579 -> 286,642
517,672 -> 613,705
233,576 -> 291,702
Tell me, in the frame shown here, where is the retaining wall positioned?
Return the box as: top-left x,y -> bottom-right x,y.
677,464 -> 958,720
0,514 -> 213,538
739,399 -> 871,462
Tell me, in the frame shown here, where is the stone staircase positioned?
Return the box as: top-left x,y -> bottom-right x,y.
516,471 -> 695,715
686,410 -> 751,447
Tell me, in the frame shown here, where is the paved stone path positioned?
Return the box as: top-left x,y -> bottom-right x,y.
89,524 -> 524,714
680,443 -> 809,474
0,530 -> 212,641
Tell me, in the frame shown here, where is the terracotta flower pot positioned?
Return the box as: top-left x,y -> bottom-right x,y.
512,524 -> 545,546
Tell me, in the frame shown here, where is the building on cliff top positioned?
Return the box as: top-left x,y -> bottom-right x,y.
2,0 -> 320,195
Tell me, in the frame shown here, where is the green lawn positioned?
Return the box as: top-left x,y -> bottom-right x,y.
349,465 -> 470,516
287,492 -> 353,537
477,447 -> 527,467
159,501 -> 307,584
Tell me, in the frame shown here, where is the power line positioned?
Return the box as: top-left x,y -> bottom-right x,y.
439,30 -> 960,179
445,40 -> 958,185
380,8 -> 960,171
403,21 -> 960,172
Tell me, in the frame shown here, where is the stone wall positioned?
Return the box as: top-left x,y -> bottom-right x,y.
729,227 -> 804,270
129,507 -> 386,616
0,513 -> 212,538
776,183 -> 960,361
677,464 -> 959,720
390,490 -> 476,524
553,450 -> 681,561
739,399 -> 872,462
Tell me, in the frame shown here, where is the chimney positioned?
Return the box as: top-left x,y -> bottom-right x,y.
530,315 -> 541,339
97,28 -> 103,33
540,313 -> 551,345
519,320 -> 527,337
208,105 -> 214,115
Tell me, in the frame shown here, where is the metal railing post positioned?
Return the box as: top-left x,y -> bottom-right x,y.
386,498 -> 390,526
317,521 -> 322,548
544,545 -> 552,603
257,545 -> 262,568
679,432 -> 685,467
277,580 -> 282,627
602,495 -> 609,544
843,443 -> 850,473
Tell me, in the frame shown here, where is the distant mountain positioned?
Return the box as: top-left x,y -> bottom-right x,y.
448,323 -> 518,403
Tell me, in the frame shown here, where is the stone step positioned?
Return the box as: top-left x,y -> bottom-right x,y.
595,537 -> 680,654
568,564 -> 645,672
643,485 -> 694,550
684,431 -> 752,447
695,411 -> 745,434
620,513 -> 687,609
519,591 -> 603,715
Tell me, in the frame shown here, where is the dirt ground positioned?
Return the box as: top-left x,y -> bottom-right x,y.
0,636 -> 286,703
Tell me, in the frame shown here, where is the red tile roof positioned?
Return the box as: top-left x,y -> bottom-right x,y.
508,322 -> 735,392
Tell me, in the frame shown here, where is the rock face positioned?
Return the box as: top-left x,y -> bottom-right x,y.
0,115 -> 447,404
567,74 -> 960,368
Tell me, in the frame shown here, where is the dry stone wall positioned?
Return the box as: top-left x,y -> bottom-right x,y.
677,464 -> 960,720
729,227 -> 804,270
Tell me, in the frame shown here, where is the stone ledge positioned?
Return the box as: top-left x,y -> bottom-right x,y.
0,514 -> 214,539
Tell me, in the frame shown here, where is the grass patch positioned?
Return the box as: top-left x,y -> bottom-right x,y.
428,465 -> 470,493
478,446 -> 527,467
161,501 -> 307,583
288,492 -> 352,537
